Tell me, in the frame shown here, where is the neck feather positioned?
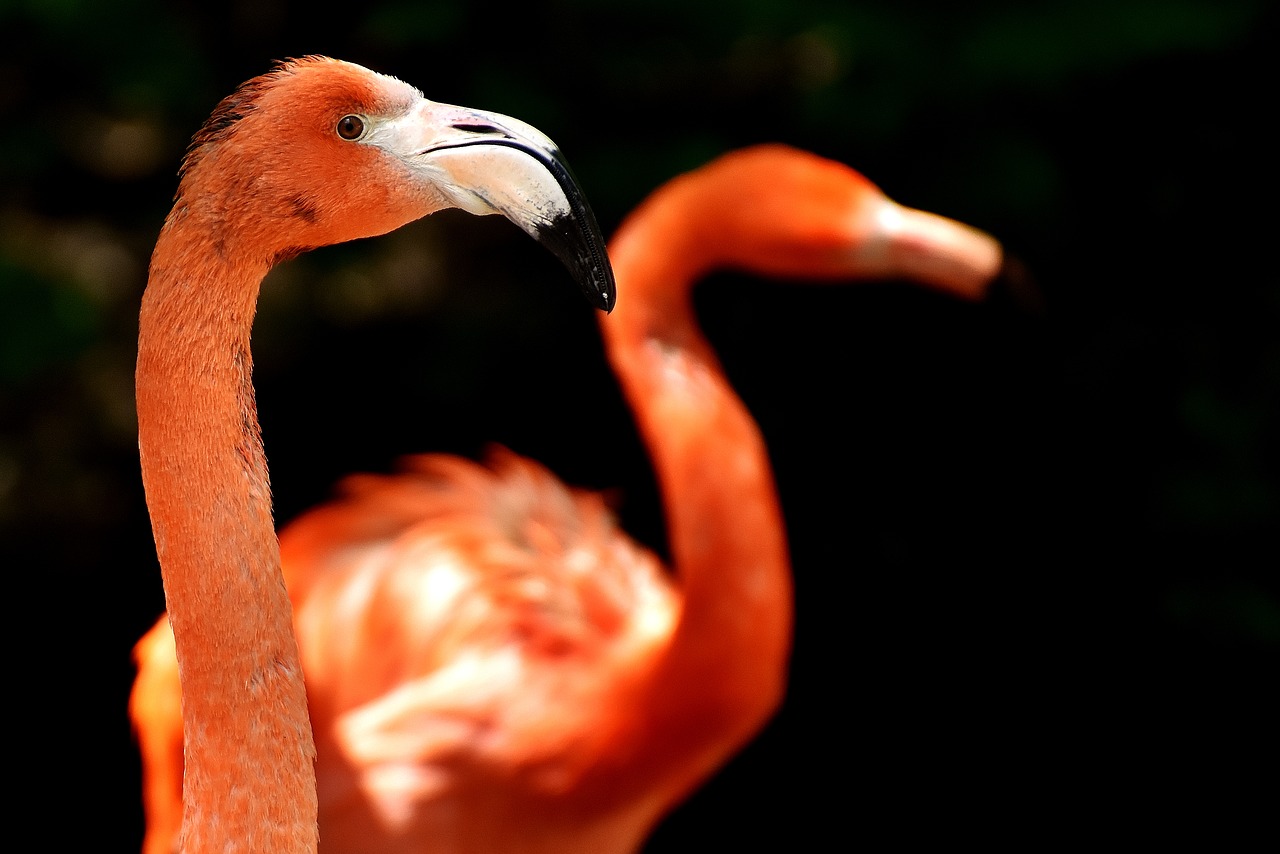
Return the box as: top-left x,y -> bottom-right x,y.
136,216 -> 318,853
598,193 -> 793,799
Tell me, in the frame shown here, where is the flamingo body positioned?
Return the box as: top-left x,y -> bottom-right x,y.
133,143 -> 1010,853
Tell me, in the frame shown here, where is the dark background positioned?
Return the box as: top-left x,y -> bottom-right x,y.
2,0 -> 1276,847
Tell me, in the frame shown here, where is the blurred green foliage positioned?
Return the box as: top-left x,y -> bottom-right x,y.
1,0 -> 1275,847
0,259 -> 99,383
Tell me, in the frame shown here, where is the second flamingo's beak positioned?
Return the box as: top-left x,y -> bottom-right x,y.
407,102 -> 615,313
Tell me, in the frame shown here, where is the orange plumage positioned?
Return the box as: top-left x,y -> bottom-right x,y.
133,142 -> 1011,853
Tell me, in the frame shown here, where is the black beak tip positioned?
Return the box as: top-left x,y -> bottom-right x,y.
590,266 -> 617,314
990,252 -> 1045,317
535,217 -> 617,314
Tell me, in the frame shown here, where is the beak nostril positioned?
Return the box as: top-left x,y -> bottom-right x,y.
450,121 -> 506,136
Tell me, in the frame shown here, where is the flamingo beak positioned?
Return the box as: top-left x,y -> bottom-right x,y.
409,102 -> 616,313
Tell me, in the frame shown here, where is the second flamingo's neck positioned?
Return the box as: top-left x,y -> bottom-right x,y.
136,221 -> 318,854
600,193 -> 793,797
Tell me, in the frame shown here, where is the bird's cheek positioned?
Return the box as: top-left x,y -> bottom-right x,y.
333,172 -> 445,244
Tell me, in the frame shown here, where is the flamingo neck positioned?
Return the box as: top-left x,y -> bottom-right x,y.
600,194 -> 793,793
136,216 -> 318,854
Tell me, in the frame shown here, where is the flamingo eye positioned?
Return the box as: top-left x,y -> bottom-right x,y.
336,115 -> 366,141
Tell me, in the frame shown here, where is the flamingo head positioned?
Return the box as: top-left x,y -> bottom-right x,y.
171,56 -> 614,311
635,144 -> 1009,302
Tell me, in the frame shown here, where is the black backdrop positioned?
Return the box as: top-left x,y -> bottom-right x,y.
2,1 -> 1275,847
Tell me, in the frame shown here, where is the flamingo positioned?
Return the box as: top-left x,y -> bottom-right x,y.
132,55 -> 614,854
132,143 -> 1015,853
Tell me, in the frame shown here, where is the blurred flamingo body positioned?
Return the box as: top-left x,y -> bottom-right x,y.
132,55 -> 613,854
133,144 -> 1010,853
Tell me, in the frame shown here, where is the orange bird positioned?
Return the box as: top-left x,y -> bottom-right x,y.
132,56 -> 614,854
132,143 -> 1013,853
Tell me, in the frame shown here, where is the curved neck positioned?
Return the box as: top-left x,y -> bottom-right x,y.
599,190 -> 793,795
137,217 -> 317,853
